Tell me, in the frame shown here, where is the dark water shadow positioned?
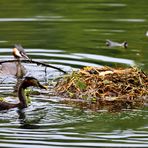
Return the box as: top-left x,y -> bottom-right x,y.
17,109 -> 42,129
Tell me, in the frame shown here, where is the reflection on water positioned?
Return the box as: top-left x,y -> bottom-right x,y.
0,48 -> 147,148
0,104 -> 148,147
0,0 -> 148,147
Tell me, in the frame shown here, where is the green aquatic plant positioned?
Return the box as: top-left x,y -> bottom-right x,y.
55,66 -> 148,112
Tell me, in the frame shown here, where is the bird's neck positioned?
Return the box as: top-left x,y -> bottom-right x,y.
18,84 -> 27,109
14,57 -> 20,63
15,59 -> 25,78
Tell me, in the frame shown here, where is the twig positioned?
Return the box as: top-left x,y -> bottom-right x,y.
0,59 -> 67,74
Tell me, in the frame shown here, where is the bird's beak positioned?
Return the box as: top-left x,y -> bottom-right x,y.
20,52 -> 31,61
38,83 -> 48,90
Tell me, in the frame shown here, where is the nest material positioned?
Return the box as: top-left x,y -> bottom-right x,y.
55,66 -> 148,111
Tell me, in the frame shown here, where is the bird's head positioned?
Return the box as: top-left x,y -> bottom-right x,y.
22,77 -> 48,89
13,44 -> 30,60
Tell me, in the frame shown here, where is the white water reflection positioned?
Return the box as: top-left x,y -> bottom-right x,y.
74,53 -> 135,65
100,3 -> 127,7
29,53 -> 82,60
47,59 -> 101,67
0,48 -> 134,67
0,17 -> 145,23
112,19 -> 145,22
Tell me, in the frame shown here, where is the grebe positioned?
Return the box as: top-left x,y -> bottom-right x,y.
0,77 -> 46,111
0,44 -> 30,78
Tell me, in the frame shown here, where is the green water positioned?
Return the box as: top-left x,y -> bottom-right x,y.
0,0 -> 148,147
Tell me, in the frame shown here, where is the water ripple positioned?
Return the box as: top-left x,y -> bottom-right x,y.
74,53 -> 135,65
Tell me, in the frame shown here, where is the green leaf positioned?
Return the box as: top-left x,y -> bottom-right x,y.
76,80 -> 87,90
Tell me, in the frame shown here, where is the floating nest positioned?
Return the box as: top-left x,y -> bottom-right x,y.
55,66 -> 148,112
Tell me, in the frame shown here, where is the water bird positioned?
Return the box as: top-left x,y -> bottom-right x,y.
146,31 -> 148,37
106,39 -> 128,48
0,77 -> 47,111
0,44 -> 30,78
13,44 -> 30,60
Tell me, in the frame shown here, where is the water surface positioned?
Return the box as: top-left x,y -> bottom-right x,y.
0,0 -> 148,147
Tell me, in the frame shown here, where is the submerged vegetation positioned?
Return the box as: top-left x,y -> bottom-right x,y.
55,66 -> 148,112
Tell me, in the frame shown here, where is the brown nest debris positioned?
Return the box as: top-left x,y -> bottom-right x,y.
55,66 -> 148,111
